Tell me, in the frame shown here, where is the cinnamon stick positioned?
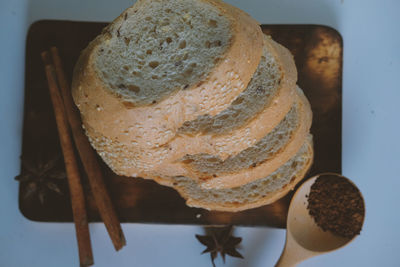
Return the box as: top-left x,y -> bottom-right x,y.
50,47 -> 126,250
42,52 -> 94,267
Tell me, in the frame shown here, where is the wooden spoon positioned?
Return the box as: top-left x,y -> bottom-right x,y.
275,173 -> 365,267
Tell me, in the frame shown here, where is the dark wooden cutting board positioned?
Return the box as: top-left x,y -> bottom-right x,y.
18,20 -> 342,228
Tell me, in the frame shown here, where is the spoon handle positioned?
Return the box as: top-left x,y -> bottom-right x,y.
275,246 -> 299,266
275,248 -> 300,267
275,232 -> 313,267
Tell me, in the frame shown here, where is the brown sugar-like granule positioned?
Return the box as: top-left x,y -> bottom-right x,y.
307,175 -> 365,239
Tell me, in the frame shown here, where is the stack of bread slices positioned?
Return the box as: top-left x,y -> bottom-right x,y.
72,0 -> 313,212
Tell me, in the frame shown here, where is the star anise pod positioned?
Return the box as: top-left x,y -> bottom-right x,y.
196,225 -> 243,267
15,154 -> 66,204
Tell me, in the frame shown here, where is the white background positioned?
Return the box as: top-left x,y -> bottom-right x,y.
1,0 -> 399,266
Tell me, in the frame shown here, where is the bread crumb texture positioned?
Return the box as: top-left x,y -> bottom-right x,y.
95,0 -> 231,106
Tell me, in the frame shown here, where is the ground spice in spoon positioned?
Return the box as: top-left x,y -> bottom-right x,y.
307,175 -> 364,239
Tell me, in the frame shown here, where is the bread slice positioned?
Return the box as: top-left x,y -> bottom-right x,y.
78,35 -> 296,177
72,0 -> 264,155
155,86 -> 312,189
155,135 -> 313,212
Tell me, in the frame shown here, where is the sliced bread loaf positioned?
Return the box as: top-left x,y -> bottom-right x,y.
72,0 -> 264,155
71,0 -> 314,212
155,135 -> 313,212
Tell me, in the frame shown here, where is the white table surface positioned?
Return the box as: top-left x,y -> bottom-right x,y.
1,0 -> 399,266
